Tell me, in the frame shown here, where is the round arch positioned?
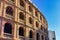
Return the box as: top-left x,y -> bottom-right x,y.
19,27 -> 24,36
20,0 -> 25,7
4,23 -> 12,34
29,17 -> 33,24
19,12 -> 25,20
6,6 -> 13,16
29,30 -> 34,38
36,33 -> 40,40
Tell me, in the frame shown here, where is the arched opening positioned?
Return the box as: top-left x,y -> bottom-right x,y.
36,33 -> 40,40
36,22 -> 39,27
35,11 -> 38,17
19,12 -> 25,20
29,17 -> 33,24
29,6 -> 33,12
11,0 -> 14,2
40,16 -> 42,21
4,23 -> 12,34
20,0 -> 24,7
29,30 -> 33,38
6,6 -> 13,16
19,27 -> 24,36
41,25 -> 43,31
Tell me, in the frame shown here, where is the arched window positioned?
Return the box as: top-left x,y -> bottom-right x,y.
29,17 -> 33,24
19,12 -> 24,20
40,16 -> 42,20
41,25 -> 43,31
20,0 -> 24,7
6,6 -> 13,16
29,30 -> 33,38
36,22 -> 39,27
4,23 -> 12,34
29,6 -> 33,12
19,27 -> 24,36
35,11 -> 38,17
36,33 -> 40,40
44,28 -> 47,32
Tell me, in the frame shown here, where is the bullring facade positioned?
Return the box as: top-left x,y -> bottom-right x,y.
0,0 -> 48,40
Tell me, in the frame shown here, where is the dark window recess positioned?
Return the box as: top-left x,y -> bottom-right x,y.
20,0 -> 24,7
19,12 -> 24,20
29,17 -> 33,24
53,38 -> 55,40
11,0 -> 14,2
29,6 -> 33,12
19,27 -> 24,36
40,16 -> 42,20
36,33 -> 39,40
29,30 -> 33,38
35,11 -> 38,17
6,6 -> 13,16
4,23 -> 12,34
36,22 -> 39,27
41,25 -> 43,31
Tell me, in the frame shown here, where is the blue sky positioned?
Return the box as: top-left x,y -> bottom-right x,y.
31,0 -> 60,40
